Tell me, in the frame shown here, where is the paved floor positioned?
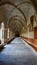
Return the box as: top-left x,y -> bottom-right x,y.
0,37 -> 37,65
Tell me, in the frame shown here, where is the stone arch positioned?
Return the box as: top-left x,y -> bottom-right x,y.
0,2 -> 27,22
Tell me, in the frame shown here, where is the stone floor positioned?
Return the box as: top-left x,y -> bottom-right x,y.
0,37 -> 37,65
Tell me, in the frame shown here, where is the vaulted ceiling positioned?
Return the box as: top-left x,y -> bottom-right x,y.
0,0 -> 37,34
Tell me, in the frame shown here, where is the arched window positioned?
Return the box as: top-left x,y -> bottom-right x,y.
30,15 -> 37,28
0,22 -> 4,44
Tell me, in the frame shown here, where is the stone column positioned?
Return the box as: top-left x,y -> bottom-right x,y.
34,26 -> 37,39
4,28 -> 7,43
7,28 -> 10,39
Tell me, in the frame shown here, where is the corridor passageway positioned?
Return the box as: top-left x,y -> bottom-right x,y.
0,37 -> 37,65
0,0 -> 37,65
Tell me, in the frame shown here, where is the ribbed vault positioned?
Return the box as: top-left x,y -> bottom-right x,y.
0,0 -> 36,36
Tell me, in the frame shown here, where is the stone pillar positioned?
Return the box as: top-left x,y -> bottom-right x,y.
33,20 -> 37,39
34,26 -> 37,39
9,31 -> 12,39
7,28 -> 10,39
4,28 -> 7,43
